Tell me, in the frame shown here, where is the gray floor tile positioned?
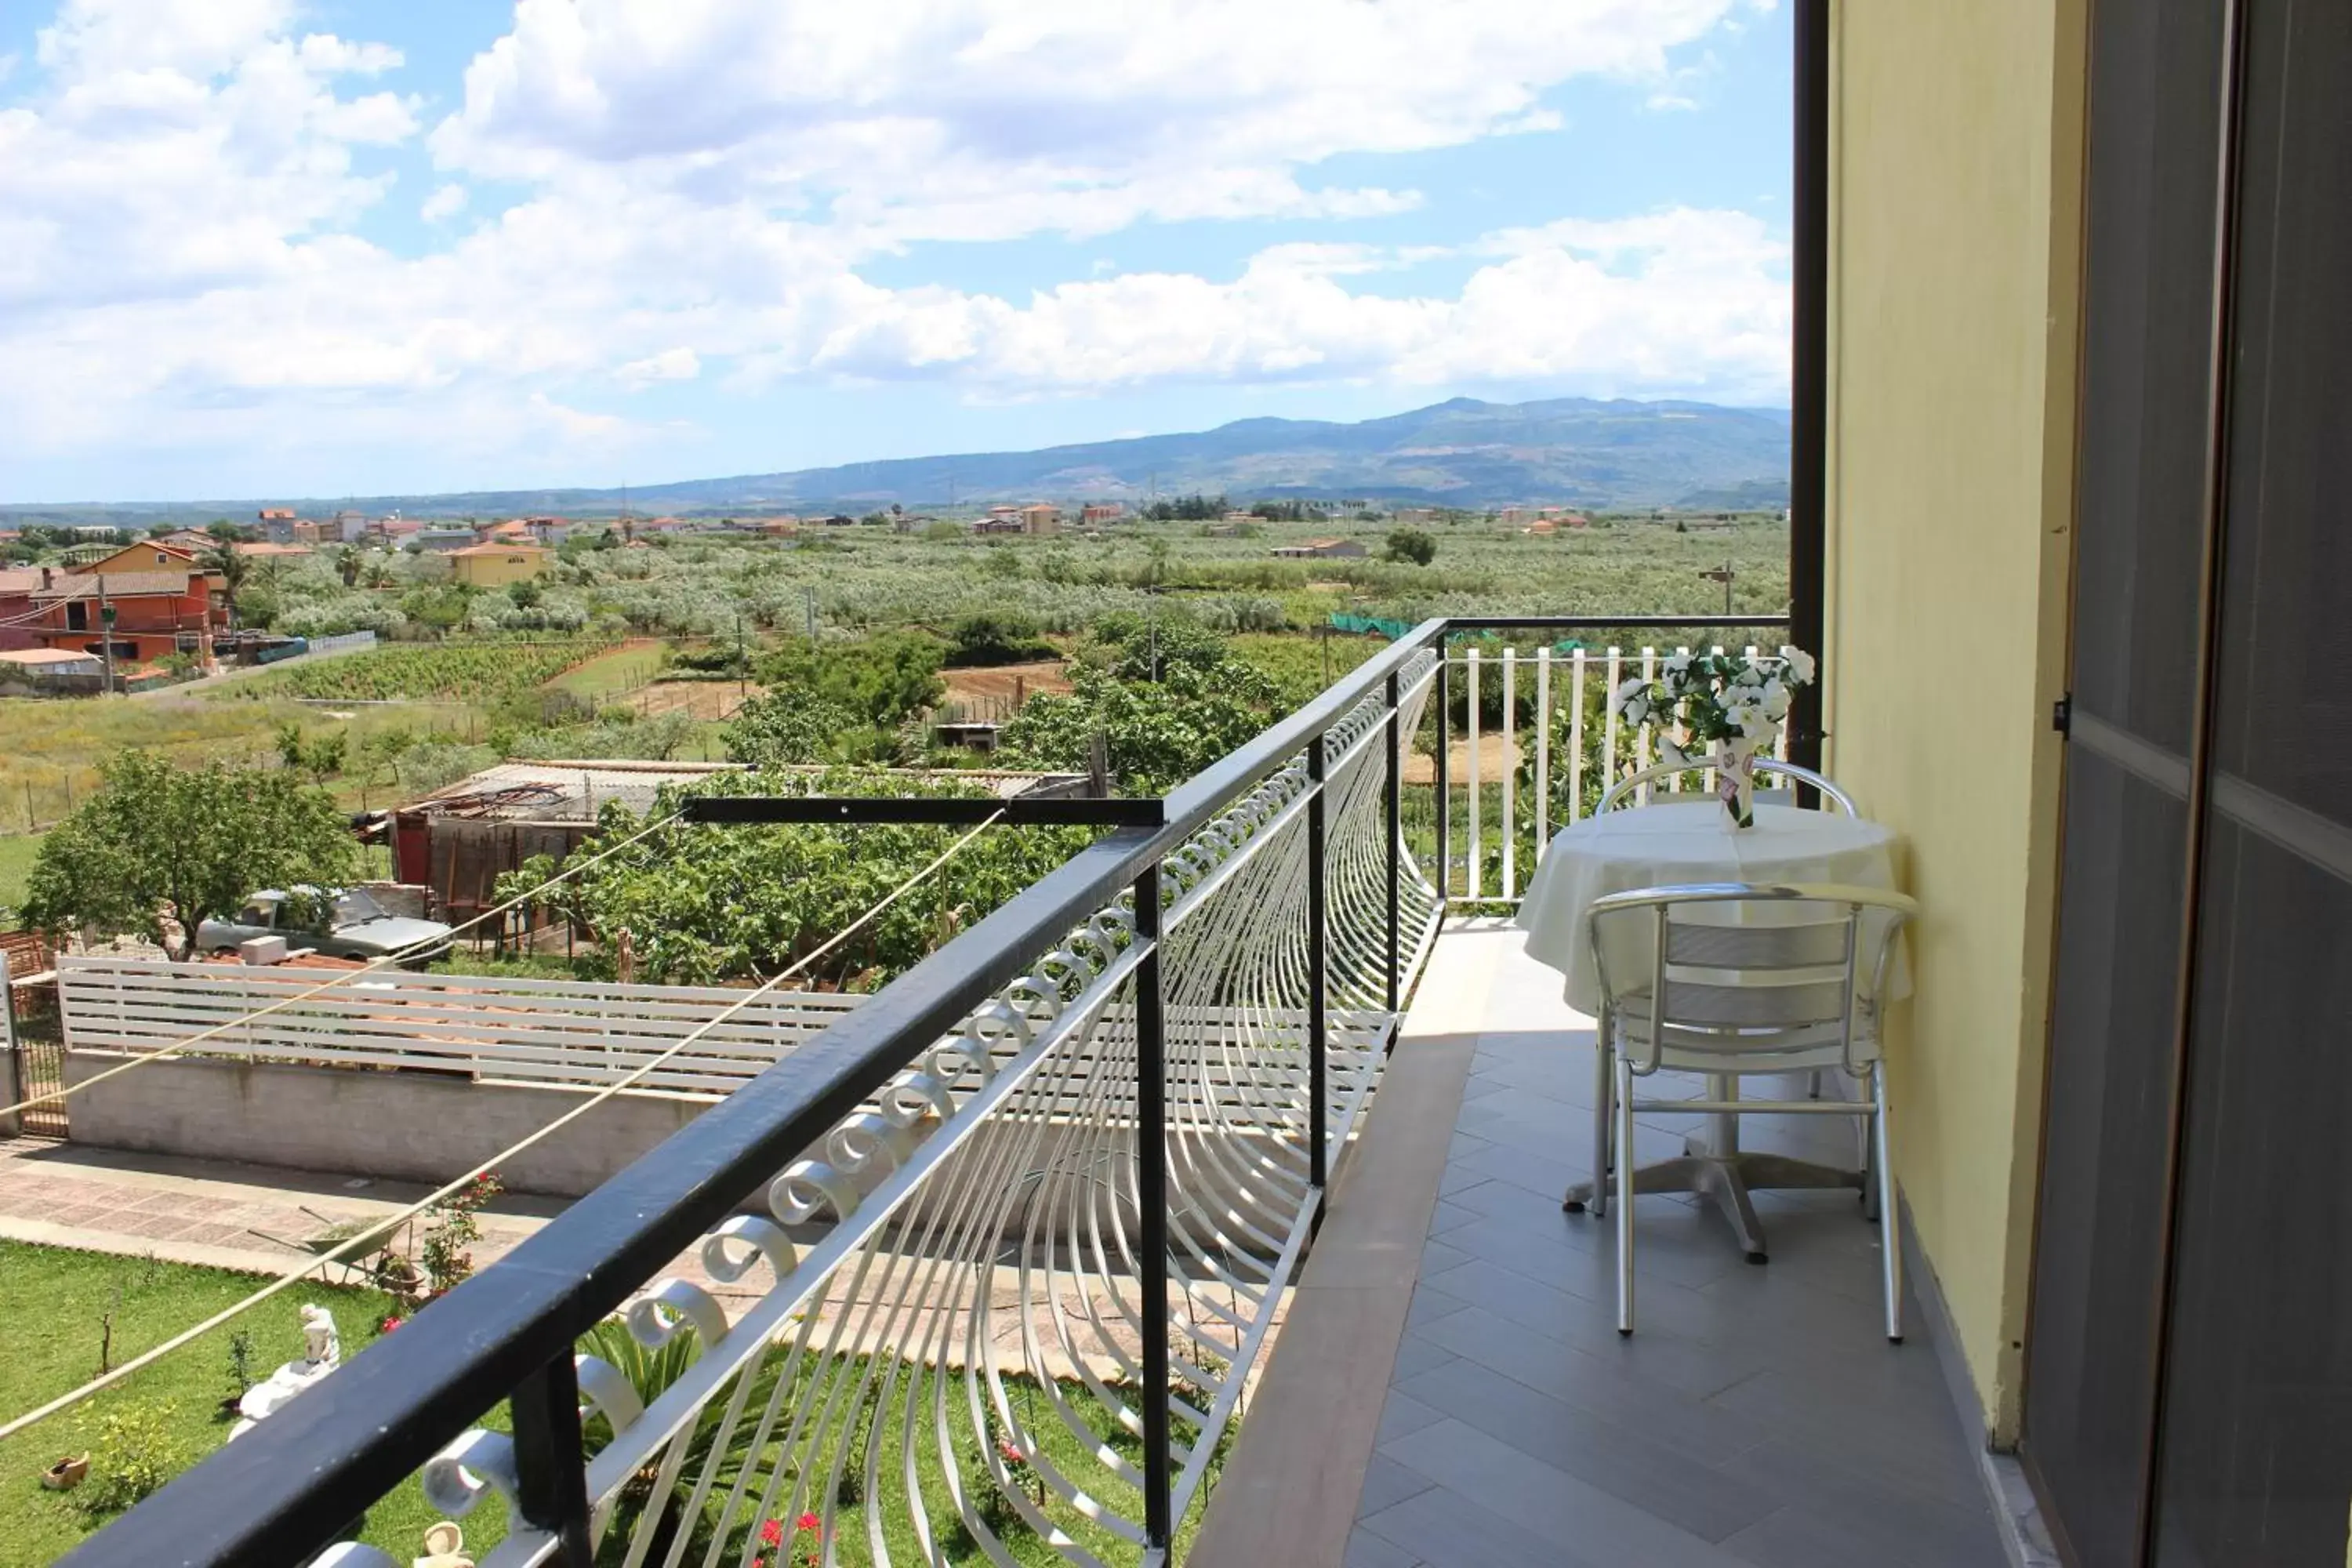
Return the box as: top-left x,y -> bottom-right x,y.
1713,1439 -> 2008,1568
1381,1419 -> 1752,1567
1374,1388 -> 1446,1446
1425,1196 -> 1479,1236
1388,1329 -> 1459,1383
1393,1356 -> 1783,1541
1341,931 -> 2005,1566
1344,1525 -> 1425,1568
1356,1451 -> 1438,1516
1359,1482 -> 1595,1568
1410,1306 -> 1764,1464
1405,1279 -> 1468,1328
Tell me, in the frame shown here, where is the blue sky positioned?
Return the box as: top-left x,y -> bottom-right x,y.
0,1 -> 1791,503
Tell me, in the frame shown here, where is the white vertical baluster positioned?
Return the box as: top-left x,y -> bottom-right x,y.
1602,646 -> 1621,808
1569,648 -> 1587,822
1501,648 -> 1516,902
1535,646 -> 1552,851
1466,648 -> 1482,902
1636,647 -> 1657,804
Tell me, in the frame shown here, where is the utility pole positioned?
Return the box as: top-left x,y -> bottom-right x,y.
1698,561 -> 1736,617
735,610 -> 746,701
95,575 -> 116,694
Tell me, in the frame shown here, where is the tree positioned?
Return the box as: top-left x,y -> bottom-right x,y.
495,769 -> 1087,986
750,630 -> 945,726
1384,527 -> 1436,566
201,541 -> 252,628
722,688 -> 862,766
22,753 -> 357,960
334,545 -> 362,587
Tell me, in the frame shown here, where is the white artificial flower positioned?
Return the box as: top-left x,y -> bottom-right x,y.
1731,660 -> 1766,688
1739,707 -> 1779,741
1623,695 -> 1650,726
1657,737 -> 1688,768
1663,652 -> 1693,679
1762,678 -> 1790,719
1779,645 -> 1818,684
1613,675 -> 1649,706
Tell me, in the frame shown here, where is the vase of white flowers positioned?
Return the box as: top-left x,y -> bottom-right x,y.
1611,645 -> 1817,829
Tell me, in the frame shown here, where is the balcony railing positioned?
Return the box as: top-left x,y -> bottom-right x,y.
64,614 -> 1784,1568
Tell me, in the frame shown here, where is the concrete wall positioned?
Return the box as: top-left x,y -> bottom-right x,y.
67,1051 -> 705,1198
64,1051 -> 1304,1254
1824,0 -> 2089,1443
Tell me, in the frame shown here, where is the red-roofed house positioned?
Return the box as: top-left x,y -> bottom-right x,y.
24,564 -> 226,666
0,567 -> 46,652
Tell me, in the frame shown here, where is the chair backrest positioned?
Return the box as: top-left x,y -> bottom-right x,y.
1586,881 -> 1916,1073
1596,759 -> 1858,817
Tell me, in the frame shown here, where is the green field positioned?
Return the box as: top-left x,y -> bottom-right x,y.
0,1242 -> 1232,1566
0,1242 -> 450,1566
0,835 -> 40,920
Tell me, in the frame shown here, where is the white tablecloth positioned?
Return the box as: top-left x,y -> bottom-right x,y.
1515,800 -> 1907,1014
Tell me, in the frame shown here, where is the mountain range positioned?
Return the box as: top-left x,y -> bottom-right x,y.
4,397 -> 1790,523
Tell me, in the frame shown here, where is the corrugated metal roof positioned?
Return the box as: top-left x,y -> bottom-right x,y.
408,760 -> 1093,821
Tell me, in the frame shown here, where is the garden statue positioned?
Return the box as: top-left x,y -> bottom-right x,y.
228,1304 -> 343,1439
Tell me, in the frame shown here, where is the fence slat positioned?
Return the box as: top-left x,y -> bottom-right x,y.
1535,648 -> 1552,851
1465,649 -> 1481,903
1500,649 -> 1516,902
1570,648 -> 1587,824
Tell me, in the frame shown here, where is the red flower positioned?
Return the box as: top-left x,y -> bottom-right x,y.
796,1511 -> 822,1534
760,1519 -> 783,1547
378,1316 -> 402,1333
998,1437 -> 1026,1467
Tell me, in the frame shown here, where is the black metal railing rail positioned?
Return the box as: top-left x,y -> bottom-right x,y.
64,614 -> 1784,1568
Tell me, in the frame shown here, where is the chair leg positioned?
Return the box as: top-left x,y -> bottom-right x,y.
1860,1091 -> 1881,1222
1584,1028 -> 1611,1218
1873,1066 -> 1903,1343
1615,1054 -> 1638,1336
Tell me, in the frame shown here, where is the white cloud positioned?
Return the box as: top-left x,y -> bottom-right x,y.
428,0 -> 1737,247
0,0 -> 1784,495
615,347 -> 702,388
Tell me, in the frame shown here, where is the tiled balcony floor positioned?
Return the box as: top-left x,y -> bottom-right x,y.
1348,925 -> 2008,1568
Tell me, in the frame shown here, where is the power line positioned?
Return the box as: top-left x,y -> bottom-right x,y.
0,807 -> 1006,1444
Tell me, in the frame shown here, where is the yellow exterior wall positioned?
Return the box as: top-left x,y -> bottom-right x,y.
450,549 -> 549,589
1824,0 -> 2087,1443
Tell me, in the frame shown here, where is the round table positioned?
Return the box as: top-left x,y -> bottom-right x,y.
1517,800 -> 1907,1014
1515,799 -> 1907,1260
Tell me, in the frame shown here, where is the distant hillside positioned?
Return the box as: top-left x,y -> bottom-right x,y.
2,396 -> 1789,523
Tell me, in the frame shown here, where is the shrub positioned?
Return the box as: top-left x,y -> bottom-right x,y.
945,612 -> 1054,667
1385,528 -> 1437,565
79,1401 -> 183,1517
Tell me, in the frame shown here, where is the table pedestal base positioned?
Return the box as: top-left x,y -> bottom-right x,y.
1561,1075 -> 1867,1262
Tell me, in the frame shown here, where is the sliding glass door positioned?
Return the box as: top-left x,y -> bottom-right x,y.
2025,2 -> 2352,1563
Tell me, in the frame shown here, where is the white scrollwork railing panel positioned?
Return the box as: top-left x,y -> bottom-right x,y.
397,652 -> 1445,1568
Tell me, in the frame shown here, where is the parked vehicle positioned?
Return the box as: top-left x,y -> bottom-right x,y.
196,887 -> 453,964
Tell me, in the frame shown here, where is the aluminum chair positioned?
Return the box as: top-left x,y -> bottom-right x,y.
1579,881 -> 1916,1341
1595,760 -> 1865,1102
1596,757 -> 1858,815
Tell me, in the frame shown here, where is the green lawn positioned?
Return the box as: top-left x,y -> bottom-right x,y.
0,836 -> 41,923
0,1243 -> 1231,1565
548,641 -> 667,706
0,1241 -> 499,1566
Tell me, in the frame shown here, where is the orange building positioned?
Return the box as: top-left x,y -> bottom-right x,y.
24,564 -> 225,666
